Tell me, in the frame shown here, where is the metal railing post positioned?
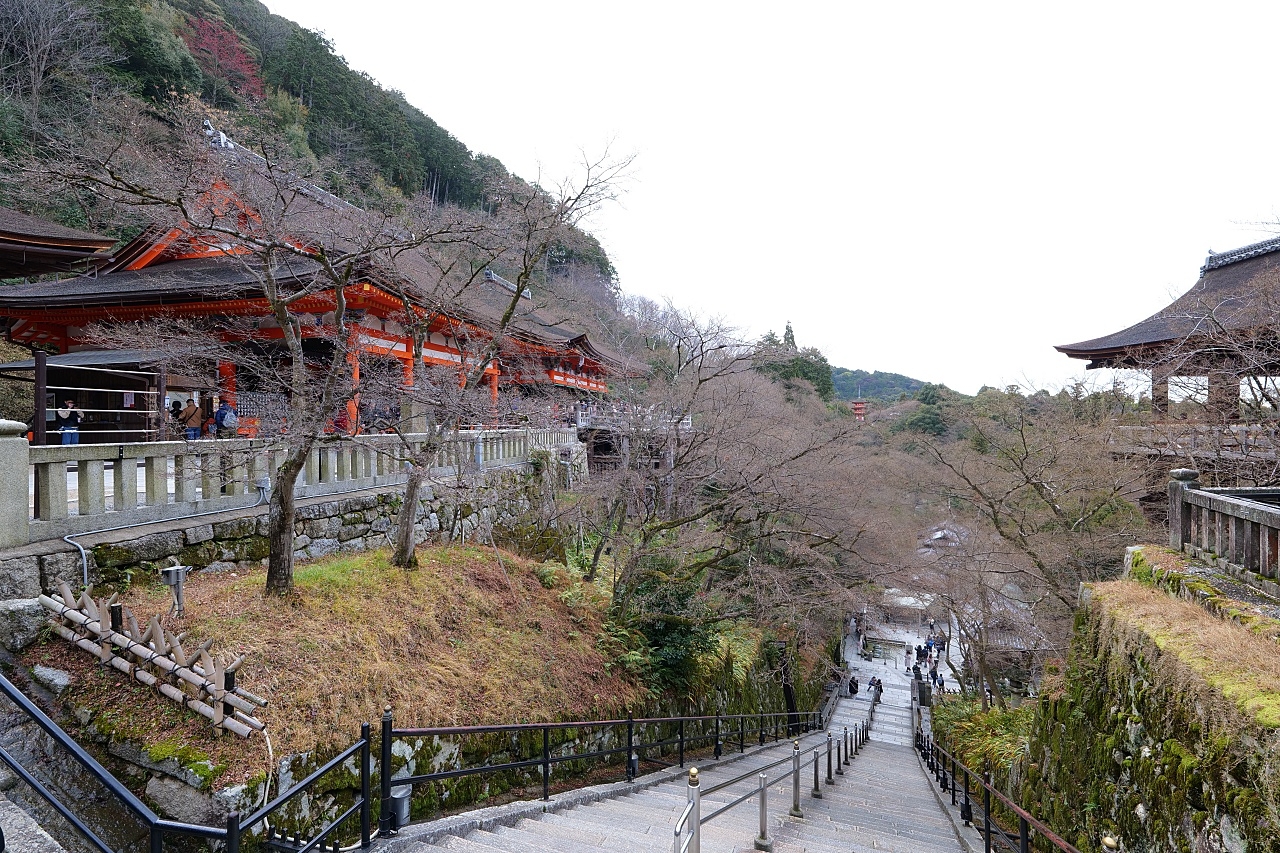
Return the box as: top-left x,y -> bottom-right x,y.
835,734 -> 844,776
755,773 -> 771,852
961,768 -> 972,826
150,824 -> 162,853
983,772 -> 993,853
715,714 -> 722,759
825,733 -> 834,784
1019,816 -> 1030,853
950,755 -> 957,805
679,719 -> 685,768
739,715 -> 745,753
627,716 -> 637,782
811,749 -> 821,799
226,811 -> 241,853
759,711 -> 766,746
378,705 -> 393,837
843,726 -> 850,765
542,726 -> 551,801
359,722 -> 371,847
688,768 -> 701,853
789,741 -> 803,817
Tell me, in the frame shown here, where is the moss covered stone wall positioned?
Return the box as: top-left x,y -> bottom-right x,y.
1021,586 -> 1280,853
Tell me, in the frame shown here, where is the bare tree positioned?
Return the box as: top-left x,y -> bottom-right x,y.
871,385 -> 1154,699
45,105 -> 505,593
557,309 -> 886,667
358,152 -> 634,568
0,0 -> 114,135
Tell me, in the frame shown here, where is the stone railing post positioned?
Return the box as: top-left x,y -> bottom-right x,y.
0,419 -> 30,548
1169,468 -> 1201,550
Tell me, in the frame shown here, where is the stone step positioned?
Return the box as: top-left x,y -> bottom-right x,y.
397,696 -> 963,852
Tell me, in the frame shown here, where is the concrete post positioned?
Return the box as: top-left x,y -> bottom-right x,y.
78,459 -> 105,517
0,420 -> 30,549
1168,468 -> 1201,550
114,456 -> 139,512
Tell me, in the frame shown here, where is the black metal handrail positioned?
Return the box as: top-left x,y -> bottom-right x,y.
917,731 -> 1082,853
0,672 -> 371,853
674,695 -> 879,852
377,705 -> 823,835
1,667 -> 827,848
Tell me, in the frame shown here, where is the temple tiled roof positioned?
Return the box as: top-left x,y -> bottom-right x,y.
1056,239 -> 1280,366
0,207 -> 115,247
0,256 -> 317,308
0,206 -> 115,277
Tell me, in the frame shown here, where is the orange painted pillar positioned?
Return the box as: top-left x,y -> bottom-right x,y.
346,346 -> 360,435
217,361 -> 236,406
489,371 -> 499,403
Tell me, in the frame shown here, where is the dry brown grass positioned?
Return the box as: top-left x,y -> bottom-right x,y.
19,546 -> 645,785
1091,580 -> 1280,727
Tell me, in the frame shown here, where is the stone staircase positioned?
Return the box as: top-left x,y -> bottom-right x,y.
387,665 -> 964,853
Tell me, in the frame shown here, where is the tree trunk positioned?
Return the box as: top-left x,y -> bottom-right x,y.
393,464 -> 426,568
265,444 -> 308,594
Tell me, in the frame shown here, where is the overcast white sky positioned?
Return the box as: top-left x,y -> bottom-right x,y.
264,1 -> 1280,395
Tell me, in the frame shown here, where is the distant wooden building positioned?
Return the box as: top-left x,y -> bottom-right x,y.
0,207 -> 114,279
0,200 -> 628,442
1057,238 -> 1280,419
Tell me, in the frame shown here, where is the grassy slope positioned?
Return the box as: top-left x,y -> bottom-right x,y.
19,546 -> 645,785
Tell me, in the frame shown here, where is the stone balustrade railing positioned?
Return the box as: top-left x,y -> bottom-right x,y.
1168,468 -> 1280,580
0,420 -> 577,548
1117,424 -> 1280,457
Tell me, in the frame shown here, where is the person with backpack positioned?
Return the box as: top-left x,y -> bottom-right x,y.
178,399 -> 204,440
214,400 -> 239,438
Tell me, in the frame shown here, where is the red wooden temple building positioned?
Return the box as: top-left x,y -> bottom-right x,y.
0,203 -> 628,442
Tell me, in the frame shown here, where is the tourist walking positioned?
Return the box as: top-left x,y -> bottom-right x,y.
178,399 -> 203,440
214,400 -> 239,438
55,399 -> 83,444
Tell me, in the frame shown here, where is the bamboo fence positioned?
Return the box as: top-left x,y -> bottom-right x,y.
39,583 -> 266,738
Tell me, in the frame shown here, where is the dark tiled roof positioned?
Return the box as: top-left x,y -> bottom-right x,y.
0,207 -> 115,248
0,348 -> 156,370
0,206 -> 116,277
1056,243 -> 1280,364
0,256 -> 322,309
1201,236 -> 1280,273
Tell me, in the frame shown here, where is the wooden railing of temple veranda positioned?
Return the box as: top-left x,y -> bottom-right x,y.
1168,468 -> 1280,586
1116,424 -> 1280,459
0,422 -> 578,547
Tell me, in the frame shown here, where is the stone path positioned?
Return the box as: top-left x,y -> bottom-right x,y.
389,645 -> 963,853
0,794 -> 67,853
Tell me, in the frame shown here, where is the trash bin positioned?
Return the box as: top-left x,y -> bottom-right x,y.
390,784 -> 412,829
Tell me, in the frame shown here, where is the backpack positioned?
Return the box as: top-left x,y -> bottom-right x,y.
222,410 -> 239,429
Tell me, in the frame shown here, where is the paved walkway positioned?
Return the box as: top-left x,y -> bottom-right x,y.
0,794 -> 67,853
389,639 -> 964,853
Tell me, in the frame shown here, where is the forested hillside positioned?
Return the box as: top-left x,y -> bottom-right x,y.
831,367 -> 927,401
0,0 -> 613,284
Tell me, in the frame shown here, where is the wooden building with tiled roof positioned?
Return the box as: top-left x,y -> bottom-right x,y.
0,194 -> 631,440
1057,237 -> 1280,418
0,206 -> 114,278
